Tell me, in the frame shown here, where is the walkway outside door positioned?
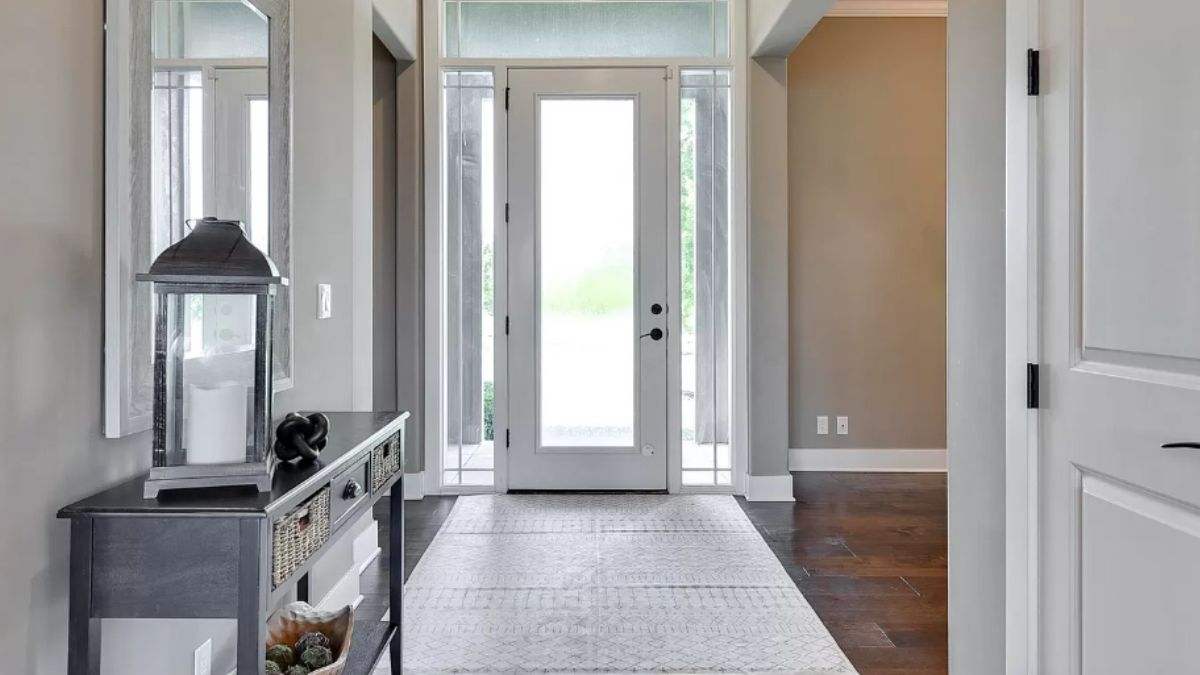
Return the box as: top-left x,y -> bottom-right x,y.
506,68 -> 668,490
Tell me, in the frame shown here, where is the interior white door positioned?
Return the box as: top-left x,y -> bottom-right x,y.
1038,1 -> 1200,672
507,68 -> 668,490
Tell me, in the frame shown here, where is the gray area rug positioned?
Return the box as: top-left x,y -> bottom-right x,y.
401,495 -> 858,674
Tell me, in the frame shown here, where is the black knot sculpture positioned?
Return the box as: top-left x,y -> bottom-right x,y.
273,412 -> 331,464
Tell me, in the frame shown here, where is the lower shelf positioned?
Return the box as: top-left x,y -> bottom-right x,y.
344,620 -> 397,675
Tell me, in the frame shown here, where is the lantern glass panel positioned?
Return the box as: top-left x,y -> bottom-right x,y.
164,292 -> 259,466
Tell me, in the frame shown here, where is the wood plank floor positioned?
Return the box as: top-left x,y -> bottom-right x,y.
739,473 -> 948,675
361,472 -> 947,674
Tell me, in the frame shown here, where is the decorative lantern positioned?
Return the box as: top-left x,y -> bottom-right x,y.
137,218 -> 288,498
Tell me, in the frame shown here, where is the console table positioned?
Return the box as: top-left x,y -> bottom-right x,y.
58,411 -> 408,675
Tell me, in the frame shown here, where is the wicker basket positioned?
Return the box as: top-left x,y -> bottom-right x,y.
271,487 -> 331,588
370,433 -> 401,493
266,602 -> 353,675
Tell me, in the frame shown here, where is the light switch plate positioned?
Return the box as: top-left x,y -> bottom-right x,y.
836,416 -> 849,435
317,283 -> 332,319
816,416 -> 829,435
194,638 -> 212,675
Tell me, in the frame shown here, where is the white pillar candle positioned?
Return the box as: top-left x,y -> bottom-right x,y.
186,382 -> 249,465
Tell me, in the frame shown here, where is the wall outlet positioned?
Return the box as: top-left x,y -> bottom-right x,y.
836,416 -> 849,435
194,638 -> 212,675
816,416 -> 829,435
317,283 -> 333,319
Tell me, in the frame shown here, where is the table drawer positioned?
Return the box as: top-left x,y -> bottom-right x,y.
271,487 -> 330,588
370,432 -> 402,493
330,459 -> 369,530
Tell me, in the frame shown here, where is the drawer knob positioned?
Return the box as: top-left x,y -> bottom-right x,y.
342,480 -> 364,500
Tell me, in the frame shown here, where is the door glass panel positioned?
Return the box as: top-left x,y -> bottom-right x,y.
539,98 -> 636,448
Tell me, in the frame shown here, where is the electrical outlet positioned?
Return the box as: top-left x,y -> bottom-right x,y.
194,638 -> 212,675
836,416 -> 849,435
816,416 -> 829,435
317,283 -> 333,319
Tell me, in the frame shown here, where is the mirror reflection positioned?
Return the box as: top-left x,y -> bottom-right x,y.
150,0 -> 269,358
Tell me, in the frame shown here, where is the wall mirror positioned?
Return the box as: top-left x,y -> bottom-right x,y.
105,0 -> 292,438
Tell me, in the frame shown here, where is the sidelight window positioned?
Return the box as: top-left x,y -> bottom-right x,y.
680,68 -> 733,487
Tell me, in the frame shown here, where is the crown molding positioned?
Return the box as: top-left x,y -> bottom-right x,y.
826,0 -> 948,17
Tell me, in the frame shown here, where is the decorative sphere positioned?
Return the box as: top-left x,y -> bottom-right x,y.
266,644 -> 296,669
301,645 -> 334,670
294,631 -> 331,654
264,661 -> 283,675
285,666 -> 311,675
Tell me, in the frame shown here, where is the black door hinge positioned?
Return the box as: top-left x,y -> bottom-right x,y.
1026,363 -> 1040,409
1027,49 -> 1040,96
505,315 -> 510,335
505,429 -> 511,448
505,202 -> 510,223
505,87 -> 510,110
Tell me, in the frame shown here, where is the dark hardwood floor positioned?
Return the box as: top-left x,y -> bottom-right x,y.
361,472 -> 947,674
739,473 -> 948,675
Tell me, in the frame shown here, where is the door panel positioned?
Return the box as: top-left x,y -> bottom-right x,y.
1040,0 -> 1200,672
507,68 -> 668,490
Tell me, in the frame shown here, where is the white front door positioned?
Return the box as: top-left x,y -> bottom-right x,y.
507,68 -> 668,490
1037,0 -> 1200,672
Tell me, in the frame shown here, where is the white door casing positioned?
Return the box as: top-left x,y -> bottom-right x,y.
1030,0 -> 1200,673
507,68 -> 669,490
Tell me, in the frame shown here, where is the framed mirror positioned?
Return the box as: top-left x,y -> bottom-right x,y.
104,0 -> 292,438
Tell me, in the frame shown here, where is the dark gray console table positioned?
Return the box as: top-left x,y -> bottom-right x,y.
59,411 -> 407,675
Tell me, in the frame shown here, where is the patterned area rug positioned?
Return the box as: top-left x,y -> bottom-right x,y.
400,495 -> 857,674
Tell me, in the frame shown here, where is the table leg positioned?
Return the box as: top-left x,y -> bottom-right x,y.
238,519 -> 269,675
388,488 -> 404,674
68,518 -> 101,675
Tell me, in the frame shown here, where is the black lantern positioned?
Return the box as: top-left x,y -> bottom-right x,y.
137,218 -> 288,498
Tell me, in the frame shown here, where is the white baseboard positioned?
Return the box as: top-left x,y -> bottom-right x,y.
745,474 -> 795,502
789,448 -> 947,472
404,471 -> 425,500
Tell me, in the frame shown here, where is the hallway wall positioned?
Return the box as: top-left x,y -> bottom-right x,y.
786,17 -> 948,451
946,0 -> 1006,671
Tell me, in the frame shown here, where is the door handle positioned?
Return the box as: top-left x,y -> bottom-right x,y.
1162,442 -> 1200,449
640,328 -> 664,341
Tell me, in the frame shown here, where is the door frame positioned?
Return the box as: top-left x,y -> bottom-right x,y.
1005,0 -> 1041,672
420,3 -> 750,496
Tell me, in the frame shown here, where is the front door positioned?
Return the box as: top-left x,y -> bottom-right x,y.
1037,0 -> 1200,672
507,68 -> 668,490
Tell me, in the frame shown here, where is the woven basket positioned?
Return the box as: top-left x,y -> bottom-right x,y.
266,602 -> 353,675
370,433 -> 401,493
271,487 -> 331,588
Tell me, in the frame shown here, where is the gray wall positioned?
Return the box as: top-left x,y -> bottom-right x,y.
946,0 -> 1006,672
0,1 -> 150,671
277,0 -> 377,414
374,36 -> 399,412
787,18 -> 947,450
747,56 -> 793,478
395,47 -> 425,474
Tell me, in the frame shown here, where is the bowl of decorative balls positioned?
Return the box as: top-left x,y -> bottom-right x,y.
265,602 -> 353,675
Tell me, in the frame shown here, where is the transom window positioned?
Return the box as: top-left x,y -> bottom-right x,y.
443,0 -> 730,59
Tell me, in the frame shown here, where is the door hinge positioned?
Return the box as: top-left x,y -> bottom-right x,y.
505,202 -> 510,223
505,87 -> 510,111
505,315 -> 510,335
505,429 -> 511,448
1027,49 -> 1040,96
1026,363 -> 1040,409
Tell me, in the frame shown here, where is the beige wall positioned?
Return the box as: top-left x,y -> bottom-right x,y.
787,17 -> 947,449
